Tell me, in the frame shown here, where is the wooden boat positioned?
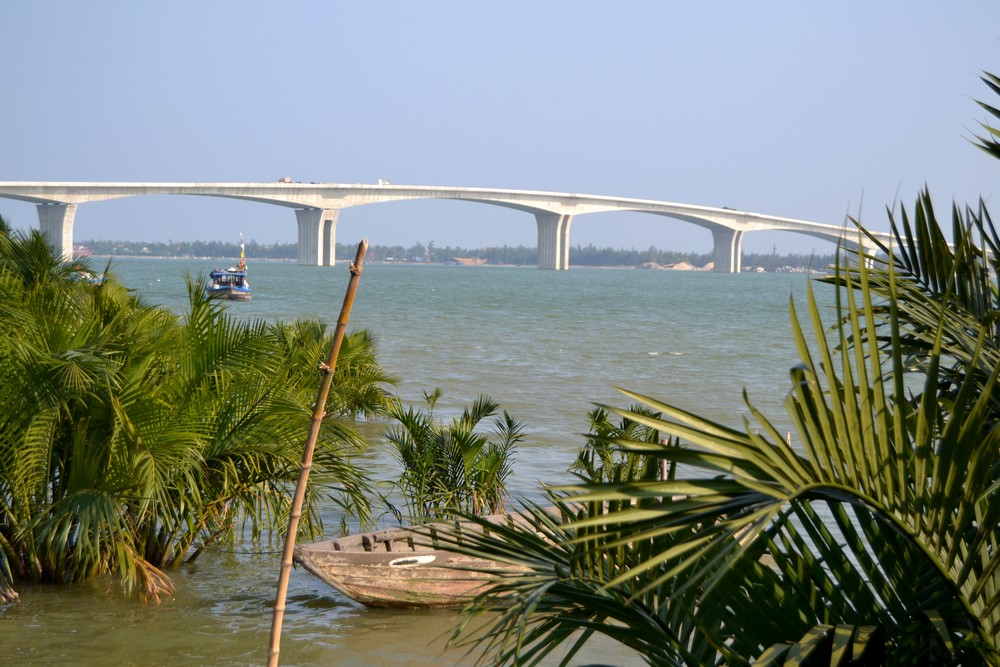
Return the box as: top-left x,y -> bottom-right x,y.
293,514 -> 533,608
206,238 -> 252,301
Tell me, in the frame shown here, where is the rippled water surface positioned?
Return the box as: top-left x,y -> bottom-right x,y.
0,257 -> 835,665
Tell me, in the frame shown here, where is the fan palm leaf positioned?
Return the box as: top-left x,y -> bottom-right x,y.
443,72 -> 1000,664
446,209 -> 1000,664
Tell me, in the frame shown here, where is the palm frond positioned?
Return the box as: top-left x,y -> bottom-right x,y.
446,180 -> 1000,664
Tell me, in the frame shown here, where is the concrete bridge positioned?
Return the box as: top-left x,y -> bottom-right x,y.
0,181 -> 886,272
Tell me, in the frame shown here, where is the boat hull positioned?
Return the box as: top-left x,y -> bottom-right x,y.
294,544 -> 505,608
294,514 -> 537,608
206,286 -> 252,301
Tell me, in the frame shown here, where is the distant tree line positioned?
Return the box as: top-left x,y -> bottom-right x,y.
78,238 -> 835,270
80,238 -> 300,260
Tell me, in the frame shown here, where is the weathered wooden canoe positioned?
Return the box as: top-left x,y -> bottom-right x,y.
293,514 -> 533,608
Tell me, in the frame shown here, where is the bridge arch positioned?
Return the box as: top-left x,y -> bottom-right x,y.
0,182 -> 887,272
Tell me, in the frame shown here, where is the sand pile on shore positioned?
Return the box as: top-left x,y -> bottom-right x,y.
640,261 -> 707,270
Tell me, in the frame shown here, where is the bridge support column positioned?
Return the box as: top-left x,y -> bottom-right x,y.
535,213 -> 573,270
711,228 -> 743,273
37,203 -> 77,261
296,208 -> 339,266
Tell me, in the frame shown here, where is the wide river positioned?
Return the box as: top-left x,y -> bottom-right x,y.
1,256 -> 835,666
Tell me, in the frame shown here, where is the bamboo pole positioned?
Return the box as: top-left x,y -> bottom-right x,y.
267,239 -> 368,667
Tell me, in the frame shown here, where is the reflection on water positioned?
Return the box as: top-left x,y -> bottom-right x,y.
1,259 -> 830,665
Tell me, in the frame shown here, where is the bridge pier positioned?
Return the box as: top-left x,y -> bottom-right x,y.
36,203 -> 77,261
296,208 -> 339,266
535,212 -> 573,270
711,227 -> 743,273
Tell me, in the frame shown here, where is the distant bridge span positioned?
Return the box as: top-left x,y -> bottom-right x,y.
0,182 -> 886,272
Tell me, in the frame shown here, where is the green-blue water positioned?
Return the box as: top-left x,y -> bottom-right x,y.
0,257 -> 835,666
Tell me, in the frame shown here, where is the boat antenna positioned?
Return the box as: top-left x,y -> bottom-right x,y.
267,239 -> 369,667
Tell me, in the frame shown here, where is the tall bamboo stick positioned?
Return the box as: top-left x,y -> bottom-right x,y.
267,239 -> 368,666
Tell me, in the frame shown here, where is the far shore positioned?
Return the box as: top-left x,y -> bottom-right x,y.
81,254 -> 815,273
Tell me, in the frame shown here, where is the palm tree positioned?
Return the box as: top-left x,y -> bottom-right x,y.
268,319 -> 397,420
443,74 -> 1000,665
0,225 -> 388,602
386,390 -> 524,522
570,405 -> 673,485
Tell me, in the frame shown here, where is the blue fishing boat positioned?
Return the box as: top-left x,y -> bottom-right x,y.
207,239 -> 252,301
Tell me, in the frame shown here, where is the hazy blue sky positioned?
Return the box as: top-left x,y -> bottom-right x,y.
2,2 -> 999,254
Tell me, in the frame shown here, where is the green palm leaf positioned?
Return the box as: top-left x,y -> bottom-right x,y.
445,163 -> 1000,664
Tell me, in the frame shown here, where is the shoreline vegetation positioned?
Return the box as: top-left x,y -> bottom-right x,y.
0,221 -> 399,605
75,239 -> 834,273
